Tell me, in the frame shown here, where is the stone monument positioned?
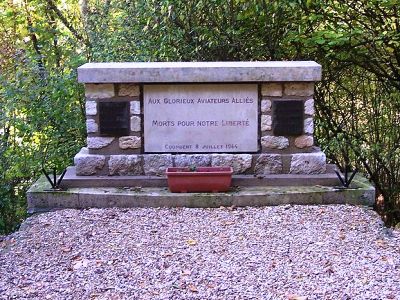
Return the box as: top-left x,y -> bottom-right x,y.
73,61 -> 326,178
27,61 -> 375,212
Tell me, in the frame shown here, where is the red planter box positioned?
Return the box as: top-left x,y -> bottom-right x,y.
166,167 -> 233,193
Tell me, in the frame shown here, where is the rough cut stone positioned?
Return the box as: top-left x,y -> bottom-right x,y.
74,148 -> 105,175
261,99 -> 272,113
304,118 -> 314,134
119,136 -> 141,149
108,155 -> 142,175
143,154 -> 173,176
131,116 -> 141,132
211,154 -> 252,174
254,154 -> 283,174
130,101 -> 141,114
85,83 -> 115,98
261,83 -> 283,97
174,154 -> 211,167
118,84 -> 140,97
304,98 -> 315,115
86,119 -> 98,133
284,82 -> 314,96
261,115 -> 272,131
290,152 -> 326,174
87,137 -> 114,149
261,136 -> 289,150
85,101 -> 97,116
295,135 -> 314,149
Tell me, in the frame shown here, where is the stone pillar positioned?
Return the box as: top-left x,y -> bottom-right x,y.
257,82 -> 325,174
85,83 -> 142,155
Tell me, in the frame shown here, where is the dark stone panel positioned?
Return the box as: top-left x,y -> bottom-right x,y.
99,102 -> 129,136
273,100 -> 304,136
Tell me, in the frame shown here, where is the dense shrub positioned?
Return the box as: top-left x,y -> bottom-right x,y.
0,1 -> 86,233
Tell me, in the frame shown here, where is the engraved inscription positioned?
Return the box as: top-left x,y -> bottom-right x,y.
144,84 -> 258,153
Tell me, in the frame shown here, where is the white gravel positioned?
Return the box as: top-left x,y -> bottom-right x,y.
0,205 -> 399,300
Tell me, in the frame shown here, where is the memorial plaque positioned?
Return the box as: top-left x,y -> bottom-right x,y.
99,102 -> 129,136
273,100 -> 303,136
144,84 -> 258,153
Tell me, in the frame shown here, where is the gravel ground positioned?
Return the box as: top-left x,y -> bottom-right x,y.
0,205 -> 399,300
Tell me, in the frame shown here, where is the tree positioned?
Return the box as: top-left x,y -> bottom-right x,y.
0,0 -> 86,233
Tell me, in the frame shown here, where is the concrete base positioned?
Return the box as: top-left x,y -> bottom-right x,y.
60,165 -> 340,188
27,174 -> 375,213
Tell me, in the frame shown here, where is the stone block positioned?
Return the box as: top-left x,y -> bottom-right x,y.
74,148 -> 105,175
131,116 -> 141,132
304,98 -> 314,115
86,119 -> 98,133
174,154 -> 211,167
86,101 -> 97,116
109,155 -> 142,175
290,152 -> 326,174
85,83 -> 115,98
261,83 -> 283,97
119,136 -> 141,149
261,136 -> 289,150
144,84 -> 258,152
130,101 -> 141,114
87,137 -> 114,149
261,115 -> 272,131
254,154 -> 283,174
143,154 -> 173,176
294,135 -> 314,149
261,99 -> 272,113
304,118 -> 314,134
118,84 -> 140,97
211,154 -> 252,174
284,82 -> 314,96
78,61 -> 322,83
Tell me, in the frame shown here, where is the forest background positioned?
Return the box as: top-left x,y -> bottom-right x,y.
0,0 -> 399,234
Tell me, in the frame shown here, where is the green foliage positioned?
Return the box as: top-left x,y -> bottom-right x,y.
298,0 -> 400,225
0,0 -> 86,234
315,68 -> 400,224
0,0 -> 399,232
85,0 -> 303,61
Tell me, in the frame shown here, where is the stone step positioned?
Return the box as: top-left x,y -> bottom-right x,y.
27,174 -> 375,214
60,165 -> 340,188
